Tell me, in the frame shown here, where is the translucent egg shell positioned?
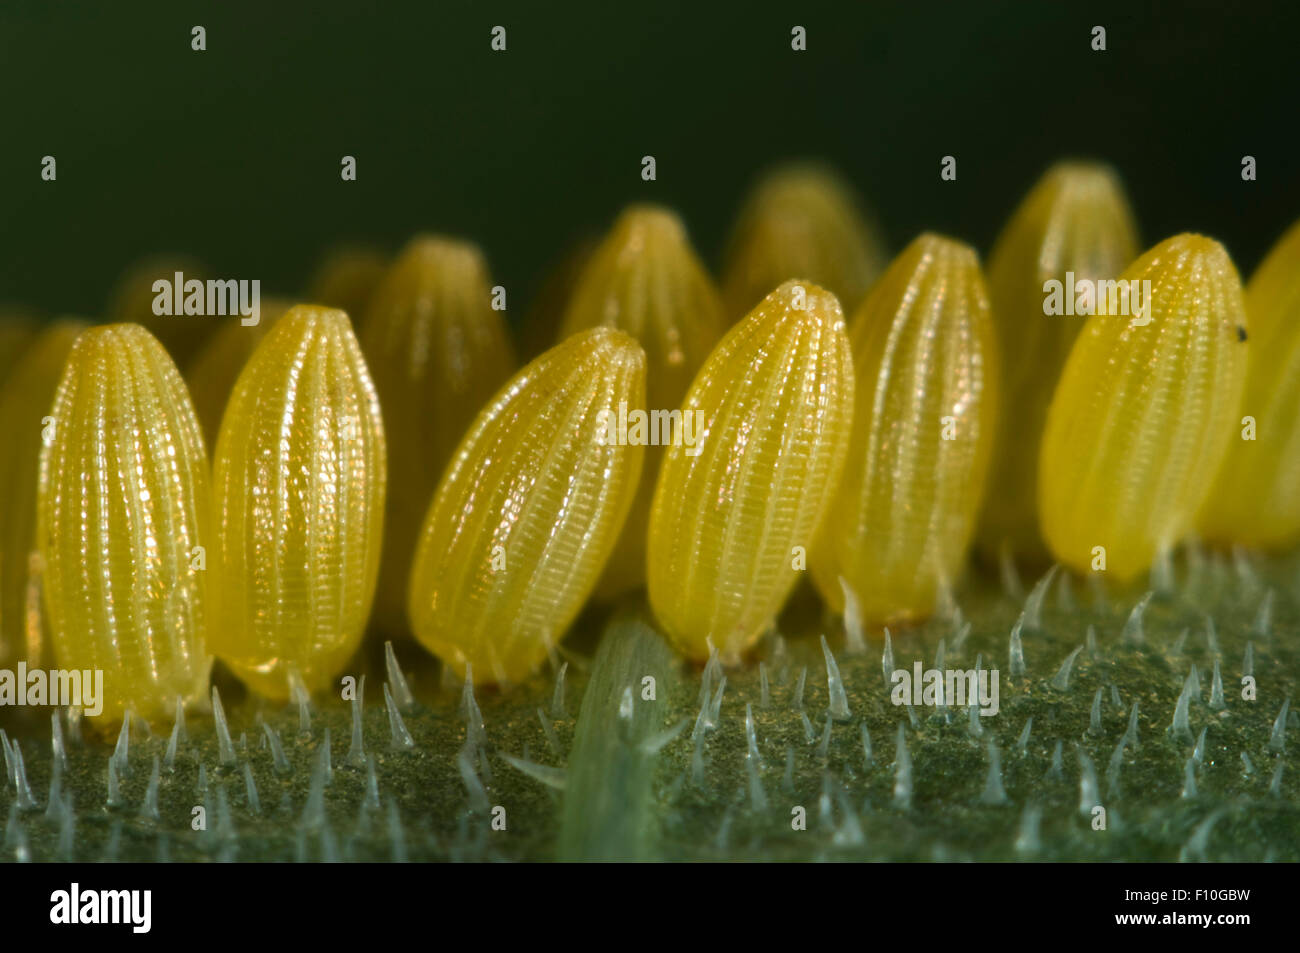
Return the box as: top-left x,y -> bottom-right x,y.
811,234 -> 998,624
306,245 -> 389,321
648,279 -> 854,661
976,162 -> 1138,563
37,323 -> 211,725
107,255 -> 219,366
1199,218 -> 1300,548
722,164 -> 887,319
211,305 -> 386,699
408,327 -> 645,684
560,205 -> 725,597
184,298 -> 292,451
361,235 -> 516,635
1038,234 -> 1248,581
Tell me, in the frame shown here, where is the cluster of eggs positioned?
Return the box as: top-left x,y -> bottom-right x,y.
1,161 -> 1297,728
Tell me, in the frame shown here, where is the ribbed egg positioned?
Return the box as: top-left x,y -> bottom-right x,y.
976,162 -> 1138,563
648,279 -> 854,661
1039,234 -> 1248,581
560,205 -> 724,597
211,305 -> 386,699
408,327 -> 645,684
37,323 -> 212,725
811,235 -> 998,624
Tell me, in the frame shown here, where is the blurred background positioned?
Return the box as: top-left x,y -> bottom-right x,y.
2,0 -> 1298,323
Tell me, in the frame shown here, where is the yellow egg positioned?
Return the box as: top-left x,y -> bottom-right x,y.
560,205 -> 725,597
0,320 -> 85,668
722,163 -> 887,319
811,235 -> 998,624
184,299 -> 293,450
37,323 -> 211,725
520,235 -> 596,362
976,162 -> 1138,563
1199,219 -> 1300,548
648,280 -> 854,662
1039,234 -> 1248,581
361,236 -> 517,635
107,255 -> 218,365
408,327 -> 645,684
211,305 -> 386,699
306,245 -> 388,320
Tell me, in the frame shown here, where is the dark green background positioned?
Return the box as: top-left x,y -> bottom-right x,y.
3,0 -> 1298,320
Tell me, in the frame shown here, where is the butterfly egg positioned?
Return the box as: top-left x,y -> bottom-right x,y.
408,327 -> 646,685
560,204 -> 725,597
1199,218 -> 1300,548
520,235 -> 596,361
811,234 -> 998,624
1038,234 -> 1248,582
975,162 -> 1138,563
648,279 -> 854,662
361,235 -> 516,635
184,297 -> 293,449
0,320 -> 86,668
107,255 -> 218,365
212,305 -> 385,699
722,163 -> 887,319
37,323 -> 211,726
306,245 -> 389,320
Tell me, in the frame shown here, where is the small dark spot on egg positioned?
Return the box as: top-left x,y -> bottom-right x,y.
1237,325 -> 1248,342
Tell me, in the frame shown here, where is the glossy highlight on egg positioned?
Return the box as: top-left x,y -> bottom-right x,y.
362,235 -> 517,635
1,161 -> 1293,723
9,0 -> 1300,869
976,161 -> 1138,564
1038,234 -> 1248,582
560,204 -> 725,598
408,327 -> 646,684
811,234 -> 998,624
184,298 -> 292,450
211,305 -> 386,699
647,279 -> 854,662
37,323 -> 212,725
